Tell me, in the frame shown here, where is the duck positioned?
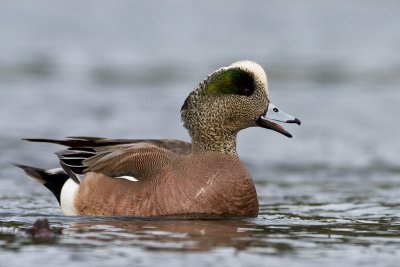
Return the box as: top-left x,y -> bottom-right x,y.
14,61 -> 300,218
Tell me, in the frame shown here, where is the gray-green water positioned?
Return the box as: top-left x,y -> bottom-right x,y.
1,1 -> 400,266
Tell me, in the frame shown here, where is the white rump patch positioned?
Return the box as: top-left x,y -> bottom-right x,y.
60,178 -> 79,216
115,175 -> 138,182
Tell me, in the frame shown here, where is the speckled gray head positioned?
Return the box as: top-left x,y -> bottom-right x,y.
181,61 -> 300,154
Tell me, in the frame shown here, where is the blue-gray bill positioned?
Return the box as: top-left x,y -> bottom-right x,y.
256,103 -> 301,138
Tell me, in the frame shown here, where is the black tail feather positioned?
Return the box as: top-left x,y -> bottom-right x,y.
12,163 -> 70,204
23,137 -> 106,148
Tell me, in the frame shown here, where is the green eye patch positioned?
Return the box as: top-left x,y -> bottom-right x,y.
203,68 -> 255,97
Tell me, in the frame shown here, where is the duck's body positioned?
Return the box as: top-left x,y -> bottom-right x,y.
16,61 -> 300,218
75,150 -> 258,217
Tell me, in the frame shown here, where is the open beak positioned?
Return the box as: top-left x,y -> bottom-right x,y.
256,103 -> 301,138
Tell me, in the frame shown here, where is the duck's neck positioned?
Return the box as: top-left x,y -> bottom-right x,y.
190,130 -> 238,156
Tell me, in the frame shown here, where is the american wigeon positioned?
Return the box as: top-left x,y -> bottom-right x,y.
15,61 -> 300,217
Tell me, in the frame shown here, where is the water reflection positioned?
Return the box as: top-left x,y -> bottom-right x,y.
65,218 -> 281,253
57,214 -> 400,254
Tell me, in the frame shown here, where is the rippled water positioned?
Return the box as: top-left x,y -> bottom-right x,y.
1,1 -> 400,266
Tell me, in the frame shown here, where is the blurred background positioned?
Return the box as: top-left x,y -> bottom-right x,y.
1,0 -> 398,175
0,1 -> 400,266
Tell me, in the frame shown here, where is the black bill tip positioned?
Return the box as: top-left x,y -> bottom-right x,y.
287,118 -> 301,125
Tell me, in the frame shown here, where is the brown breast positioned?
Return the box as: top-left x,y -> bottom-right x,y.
75,153 -> 259,217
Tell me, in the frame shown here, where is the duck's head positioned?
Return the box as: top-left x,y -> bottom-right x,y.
181,61 -> 300,155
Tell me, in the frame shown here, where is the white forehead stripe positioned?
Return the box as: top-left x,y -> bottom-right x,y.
229,61 -> 268,94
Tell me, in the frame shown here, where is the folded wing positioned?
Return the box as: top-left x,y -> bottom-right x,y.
24,137 -> 192,183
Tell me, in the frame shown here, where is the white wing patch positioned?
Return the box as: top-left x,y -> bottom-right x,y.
115,175 -> 138,182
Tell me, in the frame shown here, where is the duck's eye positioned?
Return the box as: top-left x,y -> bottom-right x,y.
273,107 -> 279,112
241,87 -> 253,97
